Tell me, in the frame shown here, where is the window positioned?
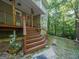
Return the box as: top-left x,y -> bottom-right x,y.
16,10 -> 22,26
6,14 -> 13,25
0,12 -> 5,25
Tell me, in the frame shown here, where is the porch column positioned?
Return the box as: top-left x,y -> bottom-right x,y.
12,0 -> 16,26
30,16 -> 31,27
10,0 -> 16,44
23,16 -> 27,35
31,15 -> 33,27
31,8 -> 34,27
23,16 -> 27,54
29,16 -> 31,27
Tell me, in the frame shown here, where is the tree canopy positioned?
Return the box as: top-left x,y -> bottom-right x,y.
47,0 -> 79,39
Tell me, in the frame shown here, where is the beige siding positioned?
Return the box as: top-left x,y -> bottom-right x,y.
33,15 -> 40,28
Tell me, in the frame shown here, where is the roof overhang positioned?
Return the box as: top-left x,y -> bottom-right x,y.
1,0 -> 44,15
42,0 -> 48,8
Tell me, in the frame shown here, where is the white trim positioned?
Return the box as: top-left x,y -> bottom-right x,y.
16,9 -> 22,16
23,17 -> 27,35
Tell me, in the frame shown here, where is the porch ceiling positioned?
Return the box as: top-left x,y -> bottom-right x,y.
1,0 -> 44,15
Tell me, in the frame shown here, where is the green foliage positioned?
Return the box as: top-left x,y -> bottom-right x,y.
47,0 -> 78,39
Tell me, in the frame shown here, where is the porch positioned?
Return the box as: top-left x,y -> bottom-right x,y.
0,0 -> 47,55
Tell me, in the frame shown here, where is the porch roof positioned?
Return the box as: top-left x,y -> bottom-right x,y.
2,0 -> 44,15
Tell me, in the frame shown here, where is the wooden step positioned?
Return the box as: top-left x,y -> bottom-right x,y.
23,27 -> 47,54
24,41 -> 46,54
27,34 -> 41,39
26,30 -> 36,32
26,28 -> 36,31
27,33 -> 40,36
24,38 -> 45,49
24,36 -> 43,44
26,28 -> 35,31
27,31 -> 38,34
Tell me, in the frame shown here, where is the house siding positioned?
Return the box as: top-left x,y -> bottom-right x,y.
0,0 -> 24,38
33,15 -> 40,28
0,0 -> 41,38
33,0 -> 48,30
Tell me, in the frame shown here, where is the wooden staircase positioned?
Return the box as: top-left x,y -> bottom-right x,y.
23,27 -> 47,54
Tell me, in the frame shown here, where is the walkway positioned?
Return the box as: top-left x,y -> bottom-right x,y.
32,36 -> 79,59
0,36 -> 79,59
55,36 -> 79,59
